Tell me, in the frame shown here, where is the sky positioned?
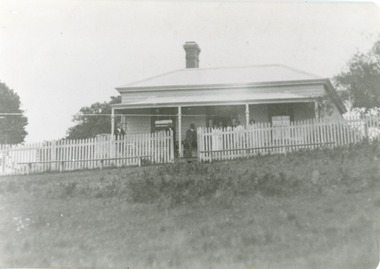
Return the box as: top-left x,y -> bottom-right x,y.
0,0 -> 379,142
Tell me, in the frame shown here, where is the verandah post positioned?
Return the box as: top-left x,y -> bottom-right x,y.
314,101 -> 319,120
178,106 -> 183,158
111,108 -> 115,136
169,129 -> 174,161
245,104 -> 250,127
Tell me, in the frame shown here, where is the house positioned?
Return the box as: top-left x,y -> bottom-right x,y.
111,42 -> 346,157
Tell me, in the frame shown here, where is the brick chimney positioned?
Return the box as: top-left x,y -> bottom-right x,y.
183,41 -> 201,68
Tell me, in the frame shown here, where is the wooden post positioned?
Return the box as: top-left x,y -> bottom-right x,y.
60,161 -> 64,173
314,101 -> 319,119
27,163 -> 32,174
169,128 -> 174,161
178,106 -> 183,158
111,108 -> 115,136
110,109 -> 116,160
121,114 -> 126,133
51,140 -> 57,171
1,148 -> 5,174
245,104 -> 250,127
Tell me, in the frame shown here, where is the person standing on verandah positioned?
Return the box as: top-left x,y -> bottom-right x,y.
185,123 -> 197,158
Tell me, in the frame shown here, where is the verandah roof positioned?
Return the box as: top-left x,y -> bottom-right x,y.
112,92 -> 316,109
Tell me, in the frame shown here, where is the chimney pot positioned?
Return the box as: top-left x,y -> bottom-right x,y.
183,41 -> 201,68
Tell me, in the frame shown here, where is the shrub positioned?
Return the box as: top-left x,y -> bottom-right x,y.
126,140 -> 380,207
127,163 -> 305,207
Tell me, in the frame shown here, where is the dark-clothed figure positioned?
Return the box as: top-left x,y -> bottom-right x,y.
167,123 -> 177,157
185,123 -> 197,157
115,124 -> 125,136
231,118 -> 237,128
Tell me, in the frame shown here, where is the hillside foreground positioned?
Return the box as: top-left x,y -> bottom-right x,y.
0,142 -> 379,269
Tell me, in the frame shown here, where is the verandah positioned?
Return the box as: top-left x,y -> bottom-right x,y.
112,101 -> 318,157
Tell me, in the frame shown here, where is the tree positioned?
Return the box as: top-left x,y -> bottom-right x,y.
334,40 -> 380,109
0,81 -> 28,144
66,96 -> 121,139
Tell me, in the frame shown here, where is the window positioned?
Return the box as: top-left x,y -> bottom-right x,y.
150,107 -> 176,132
154,119 -> 173,131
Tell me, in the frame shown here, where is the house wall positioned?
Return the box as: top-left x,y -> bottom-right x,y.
120,107 -> 207,142
121,101 -> 332,136
236,105 -> 247,125
293,103 -> 315,121
124,108 -> 152,134
249,104 -> 269,123
214,104 -> 304,125
248,102 -> 317,123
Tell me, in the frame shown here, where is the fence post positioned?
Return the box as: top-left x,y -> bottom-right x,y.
51,140 -> 57,171
0,148 -> 4,174
110,135 -> 116,163
27,163 -> 32,174
59,161 -> 64,173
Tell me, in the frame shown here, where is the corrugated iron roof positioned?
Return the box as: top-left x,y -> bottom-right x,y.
117,64 -> 322,89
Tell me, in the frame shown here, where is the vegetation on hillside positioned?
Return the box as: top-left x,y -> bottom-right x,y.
0,142 -> 379,268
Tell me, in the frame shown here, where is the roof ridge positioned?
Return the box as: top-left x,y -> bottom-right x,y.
276,64 -> 322,79
178,64 -> 284,71
116,68 -> 184,88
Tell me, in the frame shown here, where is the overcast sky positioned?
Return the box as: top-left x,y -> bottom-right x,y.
1,0 -> 379,142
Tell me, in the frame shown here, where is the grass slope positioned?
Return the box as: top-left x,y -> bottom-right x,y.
0,143 -> 379,269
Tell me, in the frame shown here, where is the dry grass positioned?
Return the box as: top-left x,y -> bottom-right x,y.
0,143 -> 379,268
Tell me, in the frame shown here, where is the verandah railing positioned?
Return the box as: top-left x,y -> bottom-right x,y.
197,116 -> 380,162
0,130 -> 174,176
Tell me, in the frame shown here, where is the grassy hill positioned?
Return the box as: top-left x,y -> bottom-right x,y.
0,142 -> 379,269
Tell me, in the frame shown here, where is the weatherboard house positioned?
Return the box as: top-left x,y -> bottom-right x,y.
111,42 -> 346,157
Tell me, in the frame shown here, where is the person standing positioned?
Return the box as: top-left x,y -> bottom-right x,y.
185,123 -> 197,158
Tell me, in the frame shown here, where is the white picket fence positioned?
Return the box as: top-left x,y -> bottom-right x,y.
197,116 -> 380,162
0,130 -> 174,176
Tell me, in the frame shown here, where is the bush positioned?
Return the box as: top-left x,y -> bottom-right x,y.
127,141 -> 380,207
127,162 -> 305,207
